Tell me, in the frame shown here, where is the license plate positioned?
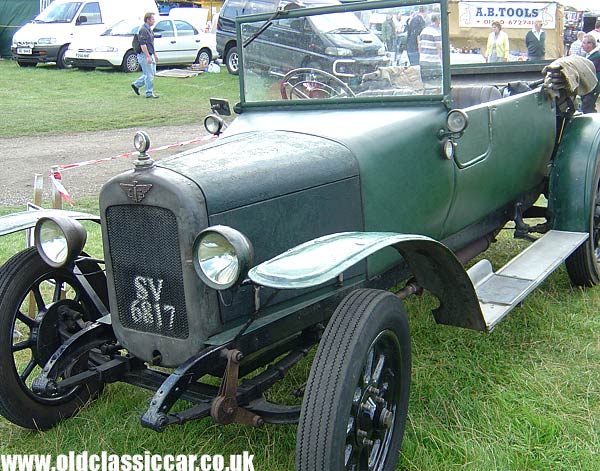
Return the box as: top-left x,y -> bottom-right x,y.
75,53 -> 90,58
17,47 -> 32,54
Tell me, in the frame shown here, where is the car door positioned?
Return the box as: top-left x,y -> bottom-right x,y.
174,20 -> 201,63
153,19 -> 176,64
441,89 -> 556,238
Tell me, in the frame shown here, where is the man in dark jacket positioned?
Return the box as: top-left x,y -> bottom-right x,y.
525,21 -> 545,61
131,12 -> 159,99
406,6 -> 426,66
582,35 -> 600,113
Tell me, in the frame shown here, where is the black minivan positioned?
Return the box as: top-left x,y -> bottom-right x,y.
216,0 -> 389,78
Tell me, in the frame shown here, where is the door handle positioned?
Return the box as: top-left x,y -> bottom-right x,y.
170,40 -> 176,44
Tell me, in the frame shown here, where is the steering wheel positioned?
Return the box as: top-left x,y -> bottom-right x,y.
280,68 -> 356,100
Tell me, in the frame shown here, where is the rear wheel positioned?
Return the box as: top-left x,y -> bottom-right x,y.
0,248 -> 106,430
225,46 -> 238,75
296,289 -> 411,471
566,158 -> 600,286
121,50 -> 140,73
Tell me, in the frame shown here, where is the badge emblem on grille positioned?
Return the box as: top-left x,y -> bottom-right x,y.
120,181 -> 152,203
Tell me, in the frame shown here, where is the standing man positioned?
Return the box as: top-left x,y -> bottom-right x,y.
418,13 -> 442,91
131,12 -> 159,99
588,20 -> 600,44
525,20 -> 545,61
406,6 -> 426,66
581,35 -> 600,113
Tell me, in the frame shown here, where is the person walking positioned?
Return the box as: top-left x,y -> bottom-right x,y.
525,21 -> 545,61
484,21 -> 509,62
131,12 -> 159,99
581,35 -> 600,113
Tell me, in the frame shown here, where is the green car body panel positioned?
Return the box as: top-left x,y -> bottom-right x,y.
549,115 -> 600,233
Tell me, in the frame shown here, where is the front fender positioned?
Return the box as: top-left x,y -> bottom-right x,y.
549,114 -> 600,232
0,209 -> 100,237
249,232 -> 486,331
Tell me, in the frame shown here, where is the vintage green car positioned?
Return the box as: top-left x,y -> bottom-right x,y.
1,0 -> 599,469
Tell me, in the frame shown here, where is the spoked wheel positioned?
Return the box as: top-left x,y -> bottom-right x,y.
566,159 -> 600,287
280,68 -> 355,100
297,289 -> 411,471
0,248 -> 107,430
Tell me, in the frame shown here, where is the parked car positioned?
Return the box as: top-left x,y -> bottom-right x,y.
1,0 -> 599,470
65,16 -> 217,72
11,0 -> 157,68
217,0 -> 389,77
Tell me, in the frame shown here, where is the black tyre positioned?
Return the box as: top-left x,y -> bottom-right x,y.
56,45 -> 72,69
297,289 -> 411,471
225,46 -> 239,75
196,48 -> 212,65
566,159 -> 600,287
17,60 -> 37,68
0,248 -> 106,430
121,50 -> 140,73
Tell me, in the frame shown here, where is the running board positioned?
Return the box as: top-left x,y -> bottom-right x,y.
467,230 -> 588,331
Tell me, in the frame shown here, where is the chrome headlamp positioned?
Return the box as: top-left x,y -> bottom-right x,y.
446,109 -> 469,134
34,216 -> 87,268
193,226 -> 253,290
204,114 -> 225,136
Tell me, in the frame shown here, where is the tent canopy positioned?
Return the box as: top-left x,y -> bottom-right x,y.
0,0 -> 38,58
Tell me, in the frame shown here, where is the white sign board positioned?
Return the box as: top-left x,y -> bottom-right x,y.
459,2 -> 558,28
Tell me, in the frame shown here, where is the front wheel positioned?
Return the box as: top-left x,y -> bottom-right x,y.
121,50 -> 140,73
0,248 -> 106,430
297,289 -> 411,471
225,46 -> 239,75
196,48 -> 212,65
566,158 -> 600,287
56,45 -> 72,69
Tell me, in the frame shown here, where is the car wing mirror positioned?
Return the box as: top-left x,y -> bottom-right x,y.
154,32 -> 162,38
76,15 -> 87,25
209,98 -> 231,116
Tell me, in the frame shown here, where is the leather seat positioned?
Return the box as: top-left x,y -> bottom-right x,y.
450,86 -> 502,108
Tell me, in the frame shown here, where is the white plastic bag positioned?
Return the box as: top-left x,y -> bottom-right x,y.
207,62 -> 221,73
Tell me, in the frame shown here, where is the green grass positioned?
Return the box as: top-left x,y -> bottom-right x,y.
0,59 -> 240,138
0,201 -> 599,469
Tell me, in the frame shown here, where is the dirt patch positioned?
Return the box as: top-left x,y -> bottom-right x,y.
0,124 -> 209,207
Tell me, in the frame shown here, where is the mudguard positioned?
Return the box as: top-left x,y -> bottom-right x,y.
249,232 -> 487,331
549,114 -> 600,232
0,209 -> 100,237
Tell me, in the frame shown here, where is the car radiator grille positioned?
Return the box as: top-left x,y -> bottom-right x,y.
105,205 -> 189,339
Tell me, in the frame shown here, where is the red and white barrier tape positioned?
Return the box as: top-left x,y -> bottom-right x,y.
57,134 -> 215,171
49,170 -> 74,206
49,134 -> 216,205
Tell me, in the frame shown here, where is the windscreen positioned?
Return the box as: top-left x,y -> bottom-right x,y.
102,19 -> 140,36
240,1 -> 445,103
35,2 -> 83,23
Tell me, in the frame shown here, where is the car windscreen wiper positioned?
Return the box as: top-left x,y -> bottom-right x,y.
242,1 -> 299,48
327,27 -> 366,34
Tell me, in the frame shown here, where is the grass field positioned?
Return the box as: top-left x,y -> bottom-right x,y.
0,59 -> 240,138
0,60 -> 599,470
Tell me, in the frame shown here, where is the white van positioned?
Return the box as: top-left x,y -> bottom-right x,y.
11,0 -> 158,68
